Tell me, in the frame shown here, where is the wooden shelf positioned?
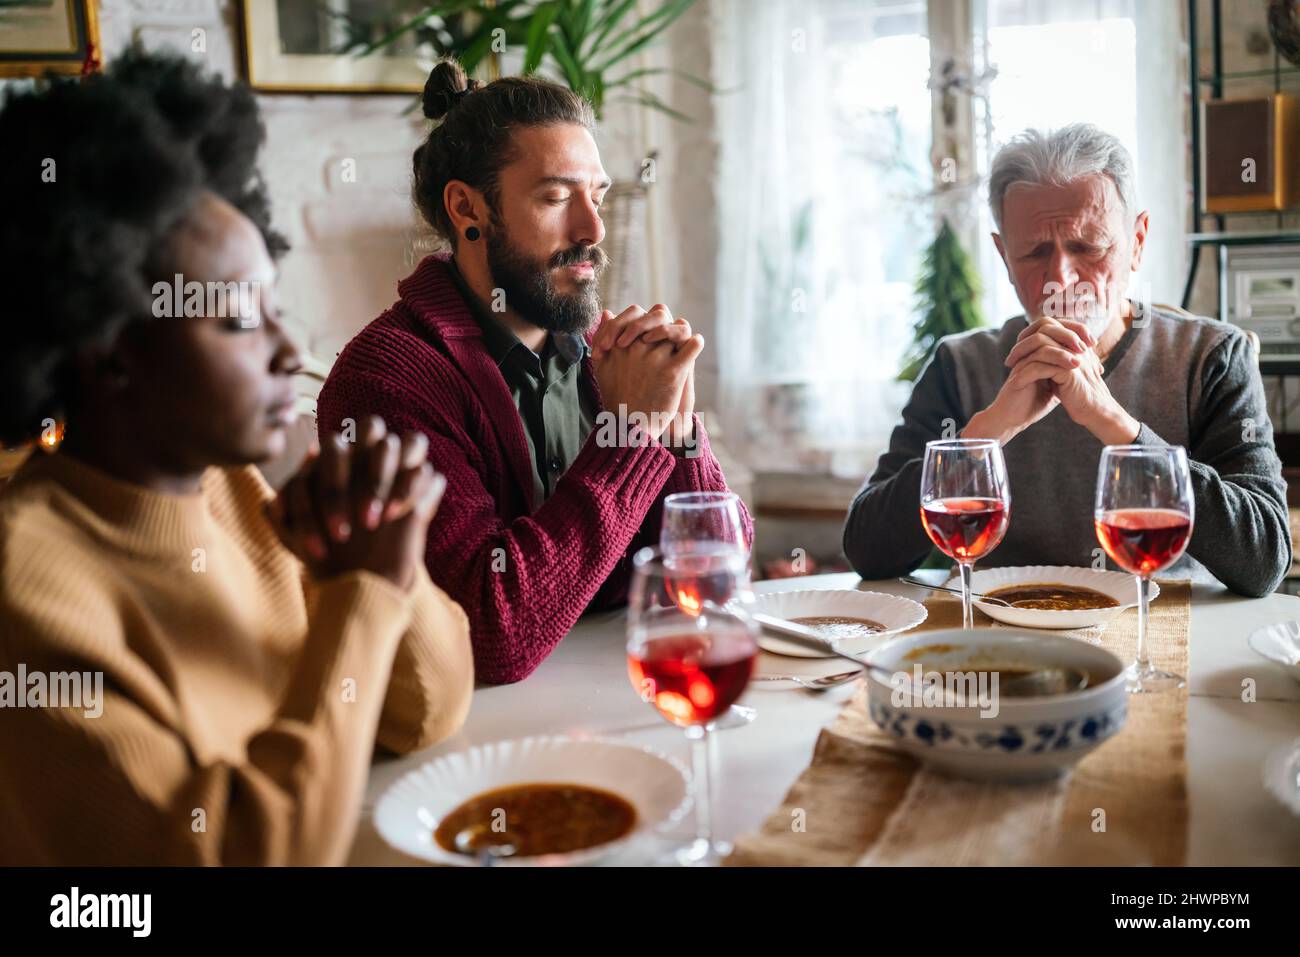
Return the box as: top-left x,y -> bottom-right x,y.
1186,230 -> 1300,246
1199,67 -> 1300,84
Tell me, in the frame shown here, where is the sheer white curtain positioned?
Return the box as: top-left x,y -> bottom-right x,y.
1133,0 -> 1188,307
712,0 -> 930,478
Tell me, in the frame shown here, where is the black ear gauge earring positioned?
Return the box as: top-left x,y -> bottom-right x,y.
465,226 -> 480,241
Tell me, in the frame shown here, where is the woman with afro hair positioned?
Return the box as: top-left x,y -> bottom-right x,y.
0,48 -> 473,865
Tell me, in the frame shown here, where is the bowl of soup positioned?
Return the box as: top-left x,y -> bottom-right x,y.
374,737 -> 691,866
864,627 -> 1128,780
743,588 -> 928,658
948,565 -> 1156,631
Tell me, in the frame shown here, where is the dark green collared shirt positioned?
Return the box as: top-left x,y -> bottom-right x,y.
447,262 -> 596,507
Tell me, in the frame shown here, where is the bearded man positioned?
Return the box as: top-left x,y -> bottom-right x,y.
319,61 -> 748,683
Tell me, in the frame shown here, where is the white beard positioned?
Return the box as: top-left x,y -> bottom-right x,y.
1037,288 -> 1115,340
1077,304 -> 1114,340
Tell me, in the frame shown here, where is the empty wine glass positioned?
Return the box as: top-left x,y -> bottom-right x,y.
661,491 -> 748,560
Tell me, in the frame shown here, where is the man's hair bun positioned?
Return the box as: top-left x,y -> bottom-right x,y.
411,60 -> 595,249
422,58 -> 475,120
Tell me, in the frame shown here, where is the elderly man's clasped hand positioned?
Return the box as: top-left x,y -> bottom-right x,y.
963,315 -> 1140,447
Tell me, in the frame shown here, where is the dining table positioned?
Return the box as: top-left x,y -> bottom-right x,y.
348,569 -> 1300,866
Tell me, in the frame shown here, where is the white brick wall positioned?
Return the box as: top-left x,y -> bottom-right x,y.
92,0 -> 430,370
89,0 -> 693,375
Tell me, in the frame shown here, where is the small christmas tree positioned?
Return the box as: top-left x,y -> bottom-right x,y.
898,219 -> 984,382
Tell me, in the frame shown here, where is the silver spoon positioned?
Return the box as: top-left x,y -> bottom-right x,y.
751,613 -> 895,674
754,669 -> 862,691
454,827 -> 517,866
897,577 -> 1015,607
752,613 -> 1088,698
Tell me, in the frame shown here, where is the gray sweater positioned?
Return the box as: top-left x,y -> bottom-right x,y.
843,306 -> 1291,596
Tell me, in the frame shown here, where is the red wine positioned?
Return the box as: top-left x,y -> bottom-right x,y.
1095,508 -> 1192,577
920,497 -> 1009,562
627,630 -> 756,727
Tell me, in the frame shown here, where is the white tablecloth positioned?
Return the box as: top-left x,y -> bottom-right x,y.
350,572 -> 1300,866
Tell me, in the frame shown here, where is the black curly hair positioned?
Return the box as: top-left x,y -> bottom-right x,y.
0,46 -> 285,447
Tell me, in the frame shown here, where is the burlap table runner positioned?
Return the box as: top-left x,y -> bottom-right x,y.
727,580 -> 1191,866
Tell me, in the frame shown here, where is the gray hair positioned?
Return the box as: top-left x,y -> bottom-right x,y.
988,123 -> 1137,231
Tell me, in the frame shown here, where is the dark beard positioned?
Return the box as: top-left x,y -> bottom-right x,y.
485,225 -> 608,336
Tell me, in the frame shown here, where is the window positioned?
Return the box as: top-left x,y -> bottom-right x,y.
713,0 -> 1184,476
714,0 -> 931,477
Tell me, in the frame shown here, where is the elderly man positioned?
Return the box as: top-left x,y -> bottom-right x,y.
843,123 -> 1290,596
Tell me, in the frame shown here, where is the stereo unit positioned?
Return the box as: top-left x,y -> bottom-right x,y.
1225,245 -> 1300,354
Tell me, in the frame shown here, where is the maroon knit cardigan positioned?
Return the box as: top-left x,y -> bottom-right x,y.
317,254 -> 752,684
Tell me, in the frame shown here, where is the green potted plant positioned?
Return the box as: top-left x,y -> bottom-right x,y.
353,0 -> 705,120
898,218 -> 985,382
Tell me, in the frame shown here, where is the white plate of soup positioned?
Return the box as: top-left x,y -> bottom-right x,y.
944,565 -> 1156,631
373,736 -> 691,866
745,589 -> 928,658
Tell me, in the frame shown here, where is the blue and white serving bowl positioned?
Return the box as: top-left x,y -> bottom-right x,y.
865,627 -> 1128,781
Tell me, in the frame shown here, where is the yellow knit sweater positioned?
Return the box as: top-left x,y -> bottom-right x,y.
0,451 -> 474,865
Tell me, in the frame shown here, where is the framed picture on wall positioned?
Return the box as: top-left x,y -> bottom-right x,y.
240,0 -> 480,94
0,0 -> 101,78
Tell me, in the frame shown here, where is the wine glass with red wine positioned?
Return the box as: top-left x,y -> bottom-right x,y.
920,438 -> 1011,629
626,546 -> 757,866
1094,445 -> 1193,693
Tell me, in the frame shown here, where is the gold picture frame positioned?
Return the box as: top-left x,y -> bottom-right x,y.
0,0 -> 101,79
239,0 -> 438,94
